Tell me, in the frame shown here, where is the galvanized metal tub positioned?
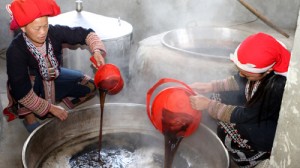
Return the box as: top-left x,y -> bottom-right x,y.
49,10 -> 133,80
22,103 -> 229,168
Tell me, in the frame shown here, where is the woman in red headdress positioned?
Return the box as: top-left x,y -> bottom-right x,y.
3,0 -> 106,133
189,32 -> 290,167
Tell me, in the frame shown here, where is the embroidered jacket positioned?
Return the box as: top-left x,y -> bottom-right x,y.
6,24 -> 105,116
208,73 -> 286,151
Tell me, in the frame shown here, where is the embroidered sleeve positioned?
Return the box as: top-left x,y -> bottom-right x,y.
86,32 -> 107,57
18,89 -> 51,117
211,76 -> 239,92
207,100 -> 236,122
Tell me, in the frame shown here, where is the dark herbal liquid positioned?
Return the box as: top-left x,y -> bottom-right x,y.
46,131 -> 209,168
68,132 -> 165,168
99,89 -> 107,163
162,109 -> 193,168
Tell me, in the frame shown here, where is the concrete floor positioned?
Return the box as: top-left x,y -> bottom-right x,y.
0,22 -> 296,167
0,49 -> 29,167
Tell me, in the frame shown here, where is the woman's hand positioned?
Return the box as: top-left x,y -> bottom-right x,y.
92,51 -> 105,68
49,104 -> 68,121
189,82 -> 213,94
189,95 -> 211,111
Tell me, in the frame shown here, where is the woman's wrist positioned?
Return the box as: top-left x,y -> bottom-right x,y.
93,49 -> 104,55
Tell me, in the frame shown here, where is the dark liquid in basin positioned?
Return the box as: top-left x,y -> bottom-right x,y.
68,132 -> 201,168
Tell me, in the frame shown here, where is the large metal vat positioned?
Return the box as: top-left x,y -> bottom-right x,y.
49,10 -> 133,80
129,27 -> 251,93
161,27 -> 250,58
22,103 -> 229,168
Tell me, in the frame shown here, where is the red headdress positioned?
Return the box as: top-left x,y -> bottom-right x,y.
6,0 -> 61,30
230,32 -> 291,76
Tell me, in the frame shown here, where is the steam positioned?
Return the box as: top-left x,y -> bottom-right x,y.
96,0 -> 250,106
46,0 -> 251,107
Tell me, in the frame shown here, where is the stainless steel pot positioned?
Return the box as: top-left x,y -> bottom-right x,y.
22,103 -> 229,168
49,11 -> 133,79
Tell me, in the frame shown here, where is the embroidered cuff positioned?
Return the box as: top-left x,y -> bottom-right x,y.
93,49 -> 105,55
86,32 -> 107,57
18,89 -> 51,117
211,76 -> 239,92
207,100 -> 236,122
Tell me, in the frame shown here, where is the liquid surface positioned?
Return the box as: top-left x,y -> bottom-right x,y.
40,132 -> 209,168
70,132 -> 164,168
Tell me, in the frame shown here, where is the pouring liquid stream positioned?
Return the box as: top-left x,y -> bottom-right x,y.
162,108 -> 193,168
164,135 -> 183,168
98,89 -> 107,163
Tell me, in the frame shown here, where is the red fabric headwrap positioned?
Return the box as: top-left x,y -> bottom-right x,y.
230,32 -> 291,76
8,0 -> 60,30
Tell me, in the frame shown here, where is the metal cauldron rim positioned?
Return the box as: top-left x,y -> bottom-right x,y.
21,103 -> 145,167
22,103 -> 229,168
161,26 -> 253,59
